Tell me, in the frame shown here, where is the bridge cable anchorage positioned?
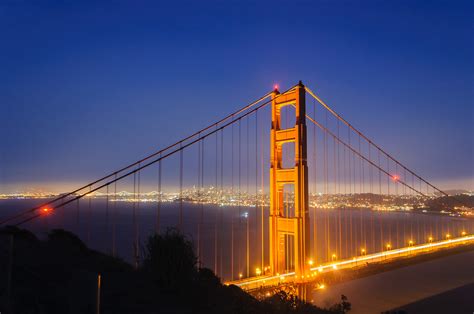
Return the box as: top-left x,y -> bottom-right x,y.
0,89 -> 285,226
5,84 -> 298,228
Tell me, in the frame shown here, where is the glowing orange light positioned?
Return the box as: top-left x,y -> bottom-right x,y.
392,175 -> 400,182
42,207 -> 51,213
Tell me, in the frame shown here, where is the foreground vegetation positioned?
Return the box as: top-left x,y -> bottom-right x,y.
0,227 -> 350,314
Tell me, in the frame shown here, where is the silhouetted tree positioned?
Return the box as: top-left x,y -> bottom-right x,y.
329,294 -> 351,314
142,228 -> 198,289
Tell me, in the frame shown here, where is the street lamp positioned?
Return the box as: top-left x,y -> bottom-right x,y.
331,254 -> 337,261
386,243 -> 391,250
308,259 -> 314,266
255,268 -> 261,276
408,240 -> 414,247
461,231 -> 466,237
361,248 -> 366,255
446,234 -> 451,240
239,273 -> 243,279
428,236 -> 433,243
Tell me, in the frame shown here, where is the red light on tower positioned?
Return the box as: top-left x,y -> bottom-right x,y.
273,84 -> 279,91
41,207 -> 51,214
392,175 -> 400,182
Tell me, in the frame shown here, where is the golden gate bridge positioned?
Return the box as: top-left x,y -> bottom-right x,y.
1,81 -> 472,292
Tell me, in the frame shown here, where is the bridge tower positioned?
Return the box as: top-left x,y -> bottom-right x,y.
269,81 -> 310,279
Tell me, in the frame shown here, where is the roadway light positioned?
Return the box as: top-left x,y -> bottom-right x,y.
446,234 -> 451,240
308,259 -> 314,266
428,236 -> 433,243
361,248 -> 366,255
386,244 -> 391,250
256,268 -> 261,276
408,240 -> 414,246
461,231 -> 466,236
239,273 -> 243,279
331,253 -> 337,261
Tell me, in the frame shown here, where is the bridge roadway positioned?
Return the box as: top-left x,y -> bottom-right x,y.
225,234 -> 474,291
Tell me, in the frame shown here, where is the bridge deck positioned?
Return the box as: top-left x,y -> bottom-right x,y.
225,234 -> 474,291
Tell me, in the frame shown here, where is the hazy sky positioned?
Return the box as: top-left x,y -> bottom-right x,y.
1,0 -> 473,193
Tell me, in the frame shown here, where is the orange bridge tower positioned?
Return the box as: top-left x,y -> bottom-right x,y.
269,81 -> 310,279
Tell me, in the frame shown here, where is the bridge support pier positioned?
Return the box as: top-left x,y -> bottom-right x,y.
269,81 -> 310,280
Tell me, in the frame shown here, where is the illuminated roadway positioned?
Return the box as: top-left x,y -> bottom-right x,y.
225,234 -> 474,291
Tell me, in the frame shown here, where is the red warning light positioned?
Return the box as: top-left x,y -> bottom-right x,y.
41,207 -> 51,213
392,175 -> 400,182
273,84 -> 279,91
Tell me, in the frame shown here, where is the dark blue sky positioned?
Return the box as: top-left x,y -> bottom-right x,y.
1,0 -> 473,193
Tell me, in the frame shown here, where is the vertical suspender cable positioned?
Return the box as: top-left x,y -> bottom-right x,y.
197,138 -> 202,263
238,118 -> 242,275
179,145 -> 183,230
215,128 -> 219,275
231,119 -> 234,280
337,119 -> 342,258
106,184 -> 109,253
113,175 -> 117,257
246,117 -> 250,278
313,98 -> 317,263
132,171 -> 137,269
220,129 -> 224,279
200,138 -> 205,267
137,164 -> 141,267
157,153 -> 162,233
254,111 -> 259,275
88,186 -> 92,245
